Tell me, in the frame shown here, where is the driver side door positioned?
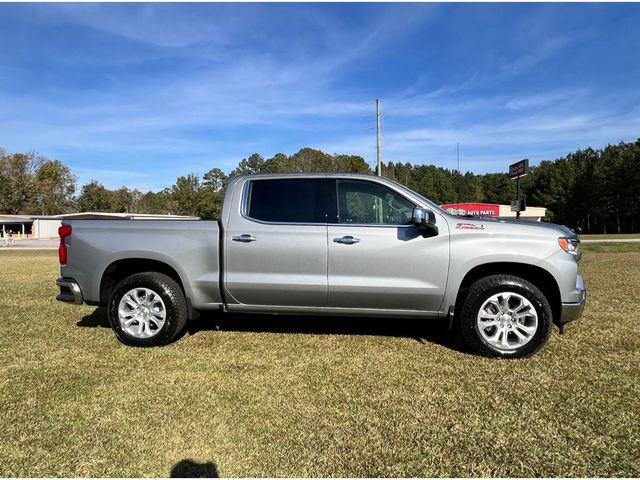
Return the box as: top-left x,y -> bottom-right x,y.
327,178 -> 449,313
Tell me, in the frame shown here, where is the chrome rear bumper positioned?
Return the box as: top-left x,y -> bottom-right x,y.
56,277 -> 83,305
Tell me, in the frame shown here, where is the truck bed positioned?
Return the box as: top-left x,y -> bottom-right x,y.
61,219 -> 223,309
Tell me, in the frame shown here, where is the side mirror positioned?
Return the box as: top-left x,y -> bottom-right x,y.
411,207 -> 438,234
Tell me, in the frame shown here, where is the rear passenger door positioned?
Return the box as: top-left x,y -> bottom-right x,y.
224,177 -> 330,308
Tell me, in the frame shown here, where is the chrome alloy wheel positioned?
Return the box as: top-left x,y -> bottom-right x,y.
476,291 -> 538,352
118,288 -> 166,338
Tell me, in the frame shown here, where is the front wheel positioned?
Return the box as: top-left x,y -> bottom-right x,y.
459,275 -> 552,358
107,272 -> 188,347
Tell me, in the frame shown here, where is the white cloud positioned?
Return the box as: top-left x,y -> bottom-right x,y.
1,3 -> 638,190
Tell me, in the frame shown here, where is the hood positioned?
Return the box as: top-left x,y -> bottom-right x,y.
450,215 -> 576,238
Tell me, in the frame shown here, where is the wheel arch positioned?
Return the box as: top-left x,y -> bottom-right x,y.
454,262 -> 561,325
100,258 -> 189,311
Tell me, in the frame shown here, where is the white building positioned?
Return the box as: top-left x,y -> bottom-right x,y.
0,214 -> 33,238
32,212 -> 199,238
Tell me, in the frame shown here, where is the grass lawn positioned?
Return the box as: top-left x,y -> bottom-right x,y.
581,242 -> 640,253
0,248 -> 638,477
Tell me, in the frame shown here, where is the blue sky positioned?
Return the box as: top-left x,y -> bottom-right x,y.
1,3 -> 639,191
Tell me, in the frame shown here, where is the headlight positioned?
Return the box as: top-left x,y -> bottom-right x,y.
558,237 -> 580,258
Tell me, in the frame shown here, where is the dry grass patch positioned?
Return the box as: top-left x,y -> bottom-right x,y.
0,248 -> 638,477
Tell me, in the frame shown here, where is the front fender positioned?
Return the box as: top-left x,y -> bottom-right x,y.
442,230 -> 561,310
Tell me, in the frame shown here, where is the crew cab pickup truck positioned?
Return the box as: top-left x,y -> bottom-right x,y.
56,173 -> 585,357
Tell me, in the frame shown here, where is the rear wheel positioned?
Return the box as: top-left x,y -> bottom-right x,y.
107,272 -> 188,347
459,274 -> 552,358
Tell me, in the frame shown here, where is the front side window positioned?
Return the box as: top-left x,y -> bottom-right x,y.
337,180 -> 415,225
246,178 -> 328,223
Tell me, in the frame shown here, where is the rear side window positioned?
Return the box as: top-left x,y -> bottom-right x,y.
246,178 -> 329,223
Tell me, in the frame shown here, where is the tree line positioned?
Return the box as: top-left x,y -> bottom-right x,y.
1,141 -> 639,233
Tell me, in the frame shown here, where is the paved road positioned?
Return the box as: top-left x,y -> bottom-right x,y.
581,238 -> 640,243
0,238 -> 58,250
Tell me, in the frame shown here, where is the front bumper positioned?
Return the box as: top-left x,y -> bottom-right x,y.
56,277 -> 83,305
559,274 -> 586,325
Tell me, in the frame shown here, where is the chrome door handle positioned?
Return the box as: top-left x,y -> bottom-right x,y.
232,234 -> 256,243
333,235 -> 360,245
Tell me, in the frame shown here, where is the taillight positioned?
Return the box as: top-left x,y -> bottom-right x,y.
58,225 -> 72,265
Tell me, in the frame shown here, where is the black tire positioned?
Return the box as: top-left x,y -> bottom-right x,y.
107,272 -> 188,347
459,274 -> 552,358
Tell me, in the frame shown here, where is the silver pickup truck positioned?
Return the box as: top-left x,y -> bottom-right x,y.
56,173 -> 585,358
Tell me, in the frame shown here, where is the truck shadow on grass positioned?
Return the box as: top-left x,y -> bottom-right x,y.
170,459 -> 219,478
77,308 -> 466,353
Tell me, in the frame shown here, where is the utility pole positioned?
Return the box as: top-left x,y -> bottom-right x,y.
376,98 -> 381,176
456,142 -> 460,213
